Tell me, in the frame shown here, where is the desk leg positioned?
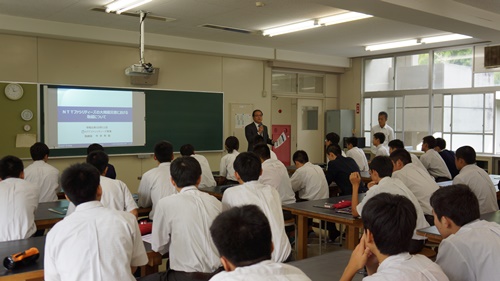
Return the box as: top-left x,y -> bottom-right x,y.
346,225 -> 360,250
296,215 -> 308,260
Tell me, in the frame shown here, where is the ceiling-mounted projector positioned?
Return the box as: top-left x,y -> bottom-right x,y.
125,63 -> 155,76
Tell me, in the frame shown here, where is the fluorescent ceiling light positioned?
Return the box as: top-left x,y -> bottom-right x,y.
421,34 -> 472,44
263,20 -> 317,37
365,39 -> 420,51
105,0 -> 152,13
318,12 -> 372,26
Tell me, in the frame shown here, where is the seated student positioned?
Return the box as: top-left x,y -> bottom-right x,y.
290,150 -> 329,201
253,135 -> 278,160
253,143 -> 296,205
219,136 -> 240,185
87,143 -> 116,179
350,156 -> 429,254
434,138 -> 459,179
67,151 -> 138,217
325,132 -> 346,157
150,156 -> 222,280
24,142 -> 60,202
209,205 -> 310,281
340,193 -> 449,281
453,145 -> 498,214
180,144 -> 217,188
431,184 -> 500,281
221,152 -> 292,263
326,144 -> 362,196
388,139 -> 426,172
420,136 -> 451,181
373,133 -> 389,156
390,149 -> 439,225
138,141 -> 176,220
0,156 -> 39,242
45,163 -> 147,281
345,137 -> 369,172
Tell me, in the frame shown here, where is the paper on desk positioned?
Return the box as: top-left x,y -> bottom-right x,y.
142,233 -> 153,243
16,134 -> 37,148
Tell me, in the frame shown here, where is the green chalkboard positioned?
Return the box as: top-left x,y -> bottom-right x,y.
41,86 -> 223,156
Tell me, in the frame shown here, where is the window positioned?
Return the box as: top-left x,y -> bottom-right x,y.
272,71 -> 324,95
396,54 -> 429,90
364,58 -> 394,92
433,48 -> 473,89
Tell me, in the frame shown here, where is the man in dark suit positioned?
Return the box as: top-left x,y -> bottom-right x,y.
245,109 -> 273,151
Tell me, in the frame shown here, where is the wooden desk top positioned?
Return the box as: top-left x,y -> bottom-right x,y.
198,184 -> 237,200
289,250 -> 363,281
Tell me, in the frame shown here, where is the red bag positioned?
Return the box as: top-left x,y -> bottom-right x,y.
139,222 -> 152,235
333,200 -> 351,209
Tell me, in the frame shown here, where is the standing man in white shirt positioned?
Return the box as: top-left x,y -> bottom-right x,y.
370,111 -> 394,154
209,205 -> 310,281
180,144 -> 217,188
290,150 -> 329,201
420,136 -> 451,181
345,137 -> 369,172
431,184 -> 500,281
0,156 -> 39,242
150,156 -> 222,280
219,136 -> 240,184
253,143 -> 296,205
388,139 -> 427,172
137,141 -> 176,220
24,142 -> 60,203
373,133 -> 389,156
453,145 -> 498,214
221,152 -> 292,263
340,193 -> 449,281
44,163 -> 148,281
245,109 -> 274,152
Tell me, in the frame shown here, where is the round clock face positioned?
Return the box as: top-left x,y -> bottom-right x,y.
4,83 -> 24,100
21,109 -> 33,121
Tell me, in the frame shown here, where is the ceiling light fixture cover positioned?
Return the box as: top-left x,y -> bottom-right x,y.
105,0 -> 152,14
365,33 -> 472,51
263,20 -> 317,37
318,12 -> 372,26
421,34 -> 472,44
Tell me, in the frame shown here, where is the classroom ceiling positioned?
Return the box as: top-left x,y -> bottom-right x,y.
0,0 -> 499,58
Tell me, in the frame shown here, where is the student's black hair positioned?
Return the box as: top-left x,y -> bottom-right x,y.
430,184 -> 480,226
369,156 -> 393,178
30,142 -> 50,161
154,141 -> 174,163
422,135 -> 436,149
378,111 -> 388,119
225,136 -> 239,153
388,139 -> 404,150
435,138 -> 447,150
252,109 -> 263,117
373,132 -> 385,144
87,143 -> 104,154
210,205 -> 272,267
233,152 -> 261,183
362,193 -> 416,255
326,144 -> 342,157
455,145 -> 476,165
325,132 -> 340,144
253,143 -> 271,160
346,137 -> 358,147
86,151 -> 109,174
170,156 -> 202,188
180,144 -> 195,156
292,150 -> 309,164
389,149 -> 412,166
253,135 -> 265,145
61,163 -> 100,206
0,155 -> 24,180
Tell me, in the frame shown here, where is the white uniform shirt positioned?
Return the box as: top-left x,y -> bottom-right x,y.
222,181 -> 292,262
270,150 -> 278,160
219,150 -> 239,181
259,159 -> 296,205
290,162 -> 329,201
152,186 -> 222,272
0,178 -> 39,242
44,201 -> 148,281
346,147 -> 369,172
365,253 -> 449,281
371,124 -> 394,153
375,144 -> 390,156
24,160 -> 60,202
392,163 -> 439,215
410,154 -> 427,172
138,162 -> 176,220
453,164 -> 499,214
436,220 -> 500,281
209,260 -> 311,281
356,177 -> 429,240
67,176 -> 138,216
420,149 -> 451,179
192,154 -> 217,188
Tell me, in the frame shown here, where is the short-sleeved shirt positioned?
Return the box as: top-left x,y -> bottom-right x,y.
370,124 -> 394,153
192,154 -> 217,188
24,160 -> 60,202
420,149 -> 451,179
346,147 -> 369,172
138,162 -> 176,220
209,260 -> 311,281
375,144 -> 390,156
44,201 -> 148,281
290,162 -> 329,201
260,159 -> 296,205
453,164 -> 499,214
220,150 -> 239,181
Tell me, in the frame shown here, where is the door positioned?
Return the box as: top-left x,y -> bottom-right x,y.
297,99 -> 324,163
